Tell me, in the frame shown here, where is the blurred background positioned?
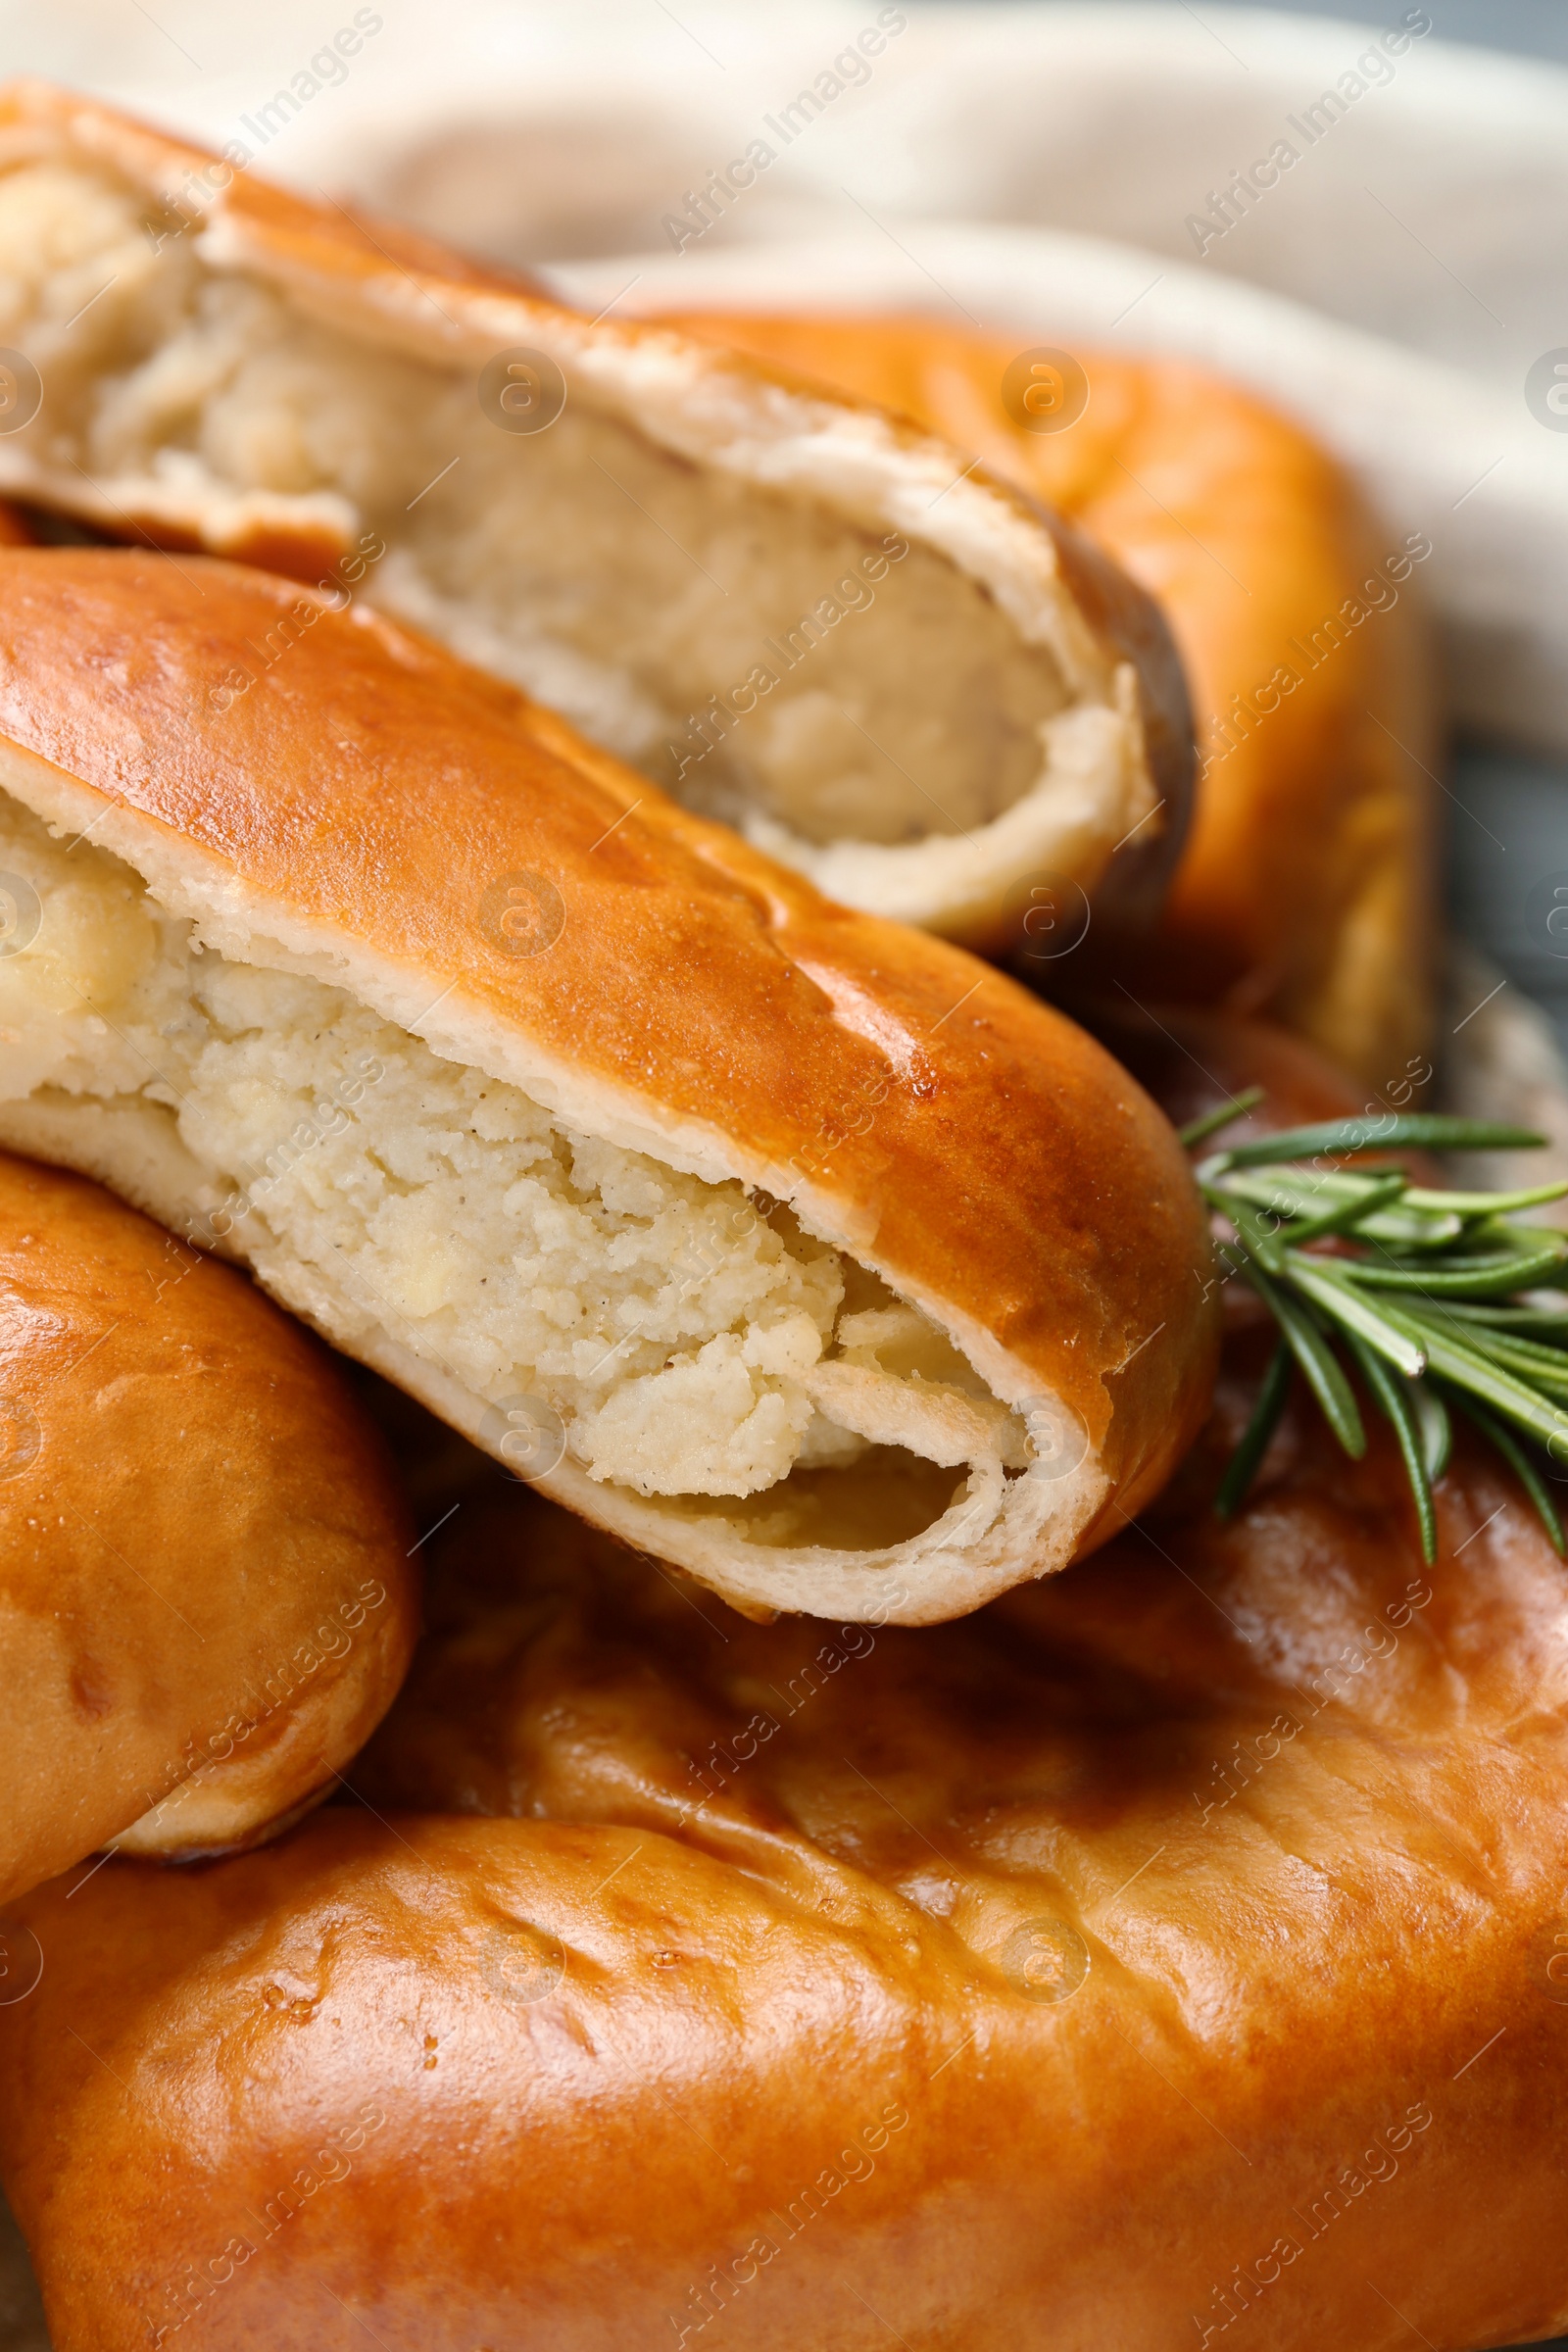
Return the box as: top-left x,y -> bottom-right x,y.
0,6 -> 1565,2347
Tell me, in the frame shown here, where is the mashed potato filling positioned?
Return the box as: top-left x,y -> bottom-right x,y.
0,798 -> 1028,1499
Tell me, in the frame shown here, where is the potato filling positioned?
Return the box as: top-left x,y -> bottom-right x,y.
0,798 -> 1027,1498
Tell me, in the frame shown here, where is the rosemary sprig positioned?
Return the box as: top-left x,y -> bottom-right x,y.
1181,1099 -> 1568,1559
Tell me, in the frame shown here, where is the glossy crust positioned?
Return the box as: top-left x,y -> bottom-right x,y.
0,549 -> 1217,1621
4,1382 -> 1568,2351
670,315 -> 1439,1087
0,80 -> 1195,950
0,1149 -> 417,1905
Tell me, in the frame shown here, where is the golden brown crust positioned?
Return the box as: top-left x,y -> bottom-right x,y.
0,549 -> 1218,1614
669,314 -> 1439,1086
0,81 -> 1194,952
4,1387 -> 1567,2351
0,1147 -> 418,1904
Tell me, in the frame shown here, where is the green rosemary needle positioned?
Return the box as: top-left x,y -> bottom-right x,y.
1180,1100 -> 1568,1559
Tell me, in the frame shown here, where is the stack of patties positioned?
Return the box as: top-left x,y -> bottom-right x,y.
0,83 -> 1562,2352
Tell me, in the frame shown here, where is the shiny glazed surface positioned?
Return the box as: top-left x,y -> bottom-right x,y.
0,1150 -> 418,1903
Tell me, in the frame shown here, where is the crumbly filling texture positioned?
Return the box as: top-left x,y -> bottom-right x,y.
0,797 -> 1027,1499
0,157 -> 1070,849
